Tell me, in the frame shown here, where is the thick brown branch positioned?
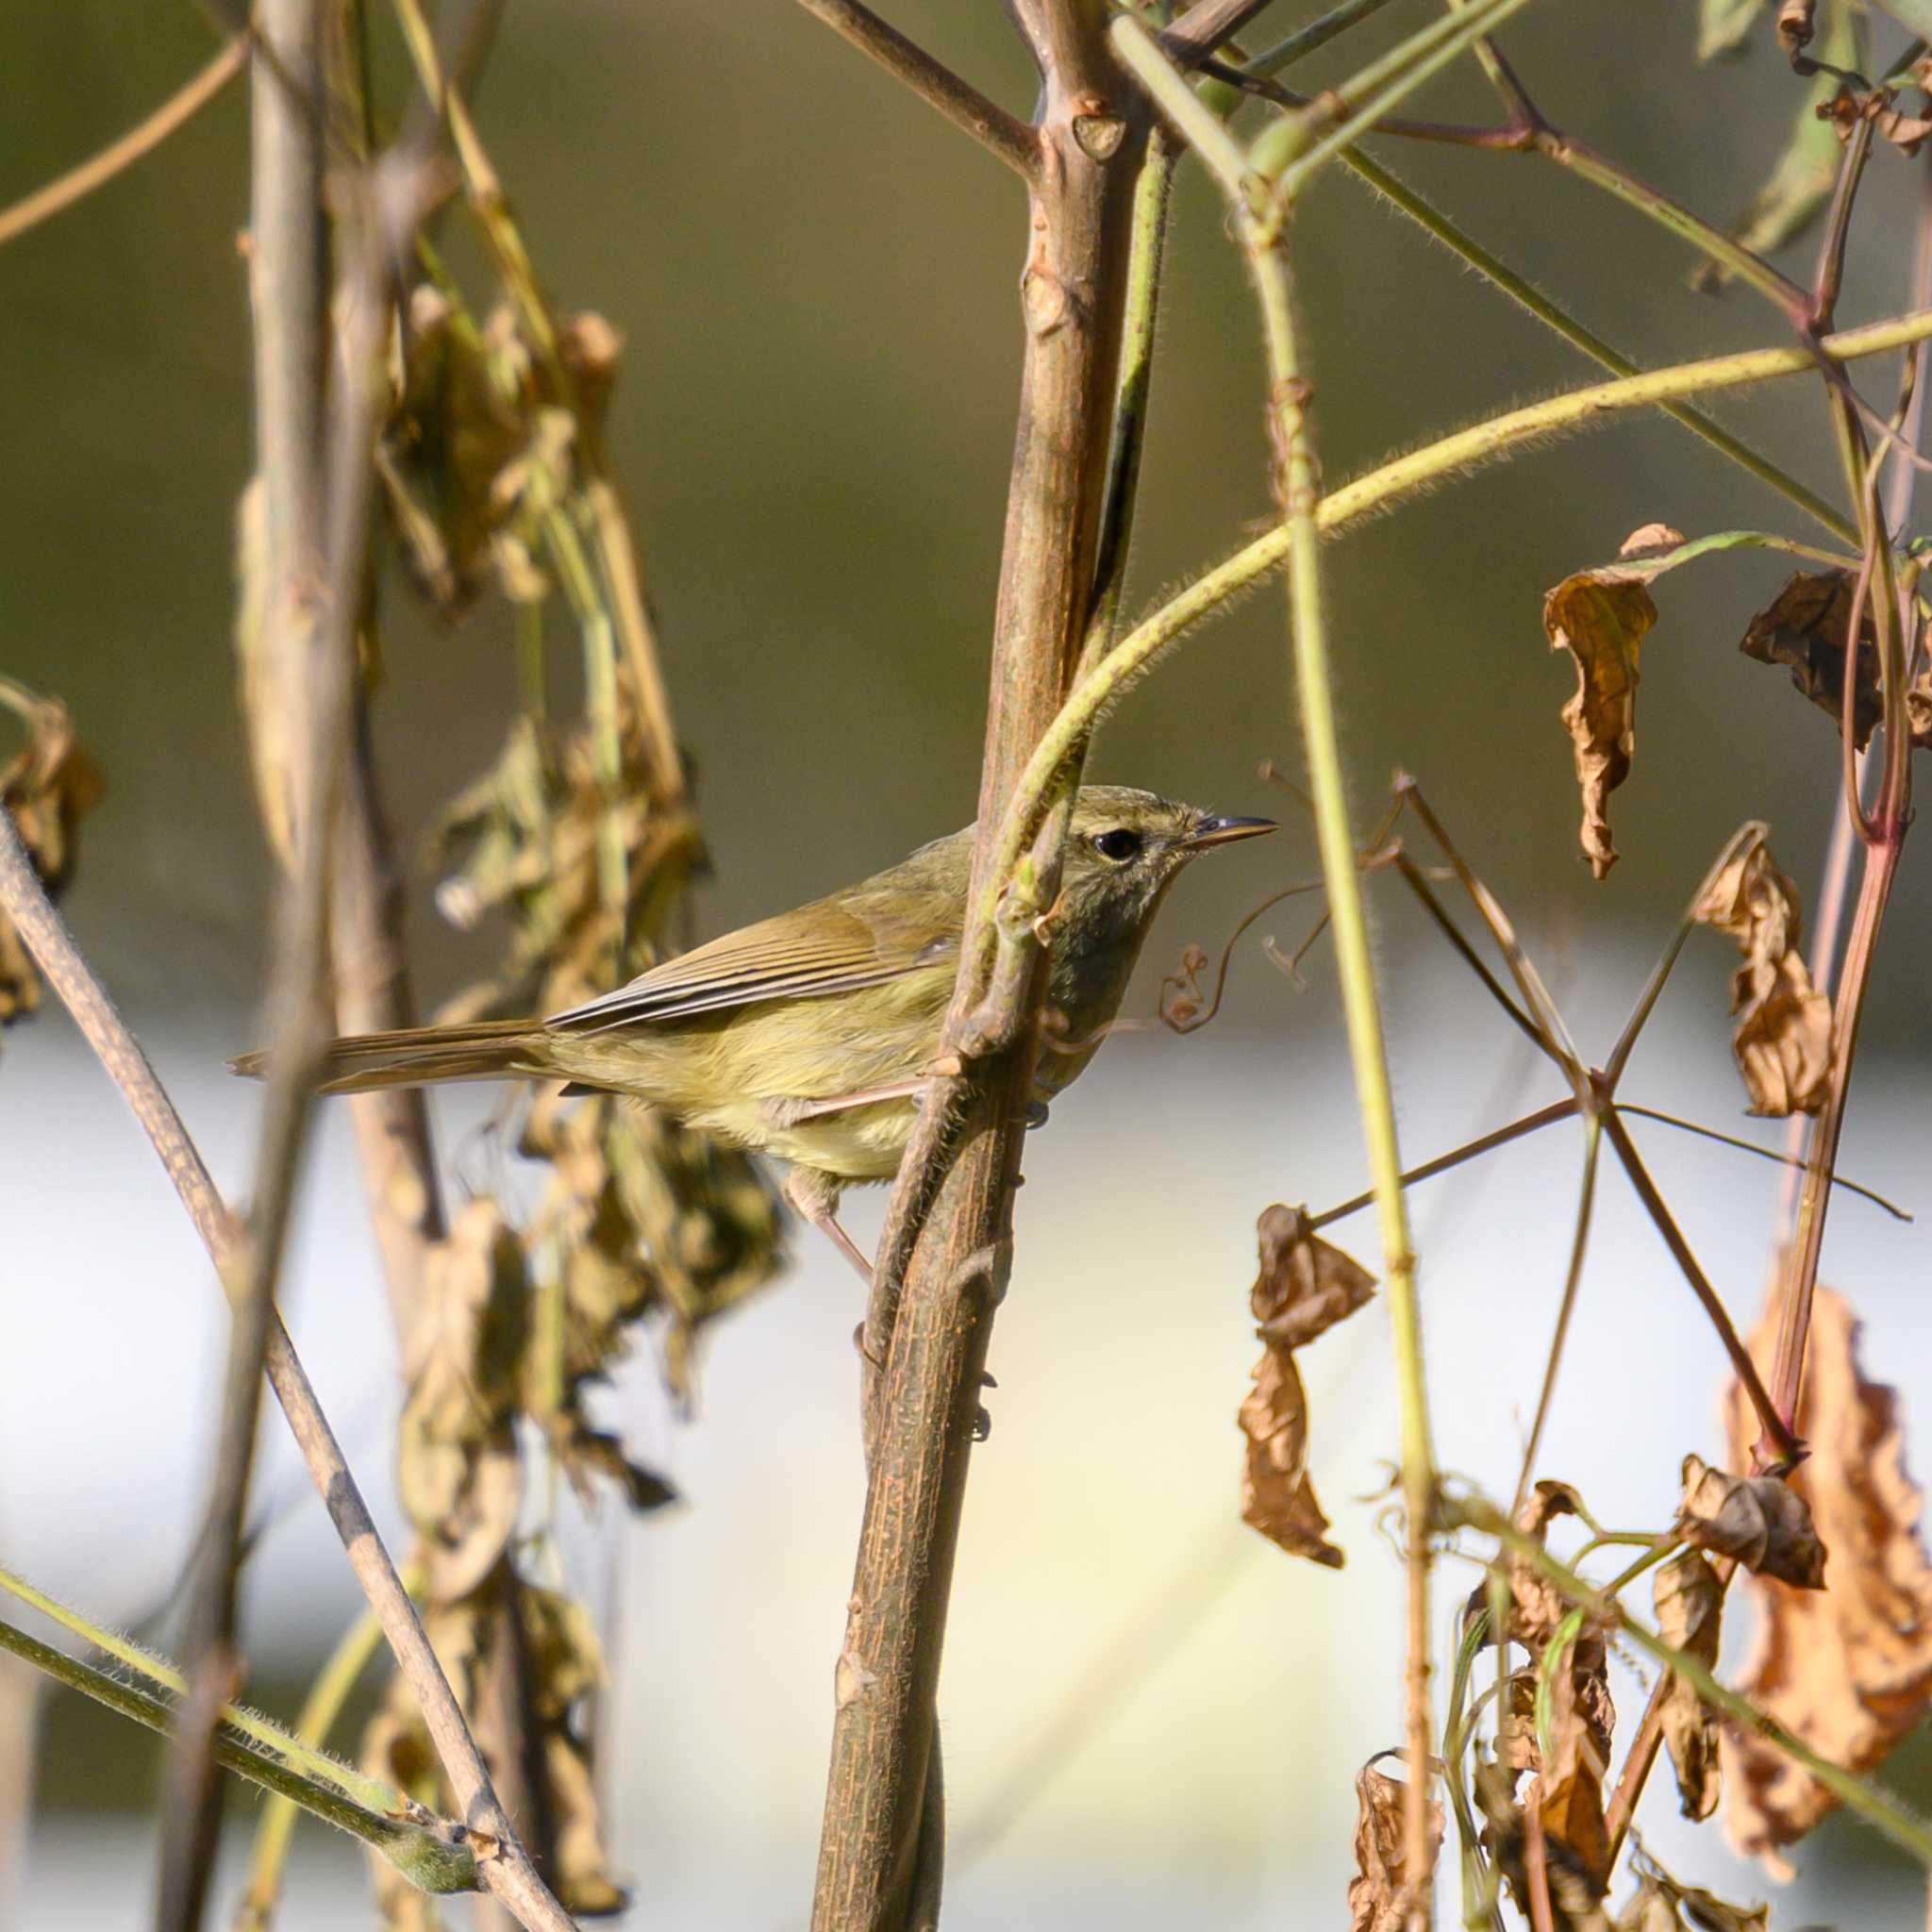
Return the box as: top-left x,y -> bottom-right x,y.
794,0 -> 1037,177
810,5 -> 1146,1925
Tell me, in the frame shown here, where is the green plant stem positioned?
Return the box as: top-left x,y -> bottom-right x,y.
1113,13 -> 1437,1907
1257,207 -> 1440,1932
1547,134 -> 1807,320
1246,0 -> 1403,74
0,1616 -> 477,1894
1079,125 -> 1178,680
0,1564 -> 398,1816
239,1585 -> 413,1927
1255,0 -> 1539,195
1458,1497 -> 1932,1868
1330,147 -> 1853,542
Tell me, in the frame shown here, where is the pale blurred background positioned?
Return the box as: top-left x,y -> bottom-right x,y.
4,1 -> 1932,1925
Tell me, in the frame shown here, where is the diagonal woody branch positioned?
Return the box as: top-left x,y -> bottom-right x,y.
0,797 -> 578,1932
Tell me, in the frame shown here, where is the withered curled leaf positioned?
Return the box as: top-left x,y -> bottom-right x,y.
1482,1479 -> 1617,1908
1347,1759 -> 1441,1932
1723,1287 -> 1932,1861
1676,1454 -> 1825,1589
1237,1205 -> 1374,1567
1738,570 -> 1882,750
1543,538 -> 1664,878
1691,828 -> 1832,1116
1616,1859 -> 1767,1932
1653,1549 -> 1724,1820
0,681 -> 105,1025
363,1582 -> 628,1923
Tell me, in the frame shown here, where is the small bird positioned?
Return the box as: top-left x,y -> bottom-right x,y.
238,786 -> 1273,1275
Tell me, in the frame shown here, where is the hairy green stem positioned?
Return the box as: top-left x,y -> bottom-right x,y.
0,1616 -> 476,1893
975,305 -> 1932,937
1459,1498 -> 1932,1868
1113,12 -> 1437,1910
1330,147 -> 1853,542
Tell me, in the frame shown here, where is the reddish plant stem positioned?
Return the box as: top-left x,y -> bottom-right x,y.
1762,822 -> 1907,1459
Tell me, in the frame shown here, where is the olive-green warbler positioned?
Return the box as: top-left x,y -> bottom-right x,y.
238,786 -> 1273,1274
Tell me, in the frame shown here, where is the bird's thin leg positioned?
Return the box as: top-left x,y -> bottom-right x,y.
782,1167 -> 875,1289
769,1076 -> 933,1125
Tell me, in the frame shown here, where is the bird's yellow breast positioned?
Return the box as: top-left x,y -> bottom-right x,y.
546,962 -> 954,1183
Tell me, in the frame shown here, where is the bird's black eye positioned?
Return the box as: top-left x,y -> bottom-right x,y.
1091,827 -> 1143,862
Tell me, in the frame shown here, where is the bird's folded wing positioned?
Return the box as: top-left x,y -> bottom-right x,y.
545,899 -> 956,1033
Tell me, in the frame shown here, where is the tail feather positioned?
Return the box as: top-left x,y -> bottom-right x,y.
229,1019 -> 549,1095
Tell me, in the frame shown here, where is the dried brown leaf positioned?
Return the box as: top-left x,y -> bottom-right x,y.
1503,1480 -> 1590,1654
519,1584 -> 627,1916
399,1200 -> 529,1601
1238,1207 -> 1374,1567
1543,564 -> 1658,877
1654,1549 -> 1724,1820
1616,1869 -> 1767,1932
381,288 -> 530,620
1615,1874 -> 1683,1931
1250,1201 -> 1376,1348
1723,1287 -> 1932,1859
1739,570 -> 1883,750
1677,1454 -> 1826,1589
1347,1760 -> 1442,1932
1477,1750 -> 1611,1931
1692,830 -> 1832,1116
0,683 -> 105,1024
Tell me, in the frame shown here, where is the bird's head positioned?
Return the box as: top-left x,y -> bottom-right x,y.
1055,785 -> 1275,949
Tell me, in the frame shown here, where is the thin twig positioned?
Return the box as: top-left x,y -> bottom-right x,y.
1246,0 -> 1404,74
1307,1099 -> 1578,1229
1160,0 -> 1285,61
0,36 -> 248,251
1599,1110 -> 1800,1465
793,0 -> 1037,176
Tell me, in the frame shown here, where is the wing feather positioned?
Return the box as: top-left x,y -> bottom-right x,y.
546,897 -> 957,1034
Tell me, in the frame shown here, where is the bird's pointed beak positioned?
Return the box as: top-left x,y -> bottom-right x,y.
1185,814 -> 1277,851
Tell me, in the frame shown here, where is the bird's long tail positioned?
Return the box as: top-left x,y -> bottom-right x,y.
229,1019 -> 552,1095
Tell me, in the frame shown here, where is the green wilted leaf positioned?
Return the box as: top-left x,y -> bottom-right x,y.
1699,0 -> 1766,58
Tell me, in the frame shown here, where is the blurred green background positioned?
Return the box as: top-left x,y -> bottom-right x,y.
7,0 -> 1930,1015
7,3 -> 1932,1926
